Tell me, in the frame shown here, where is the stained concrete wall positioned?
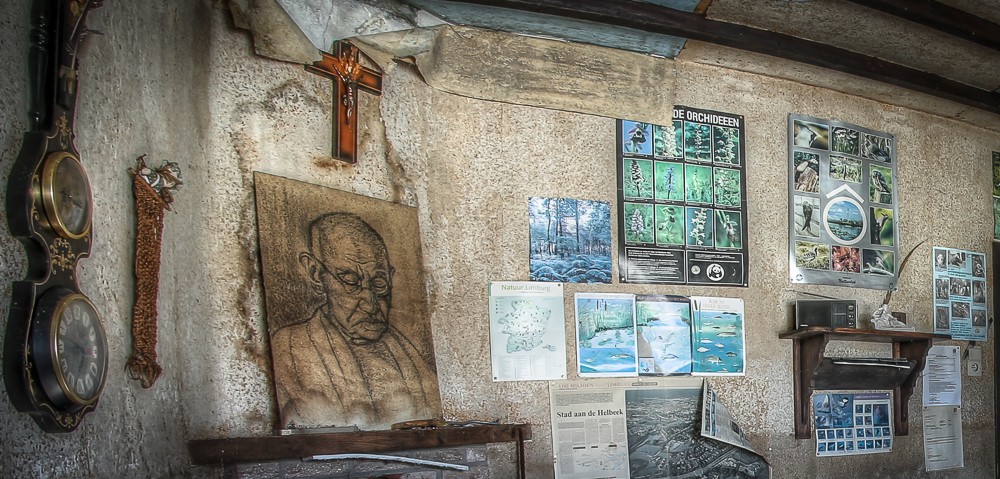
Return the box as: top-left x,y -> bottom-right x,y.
0,1 -> 996,478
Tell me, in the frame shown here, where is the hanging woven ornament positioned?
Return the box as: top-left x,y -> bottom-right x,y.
126,155 -> 182,388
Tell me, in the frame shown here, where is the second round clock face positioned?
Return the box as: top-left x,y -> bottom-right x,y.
32,289 -> 109,409
41,152 -> 94,239
54,296 -> 107,404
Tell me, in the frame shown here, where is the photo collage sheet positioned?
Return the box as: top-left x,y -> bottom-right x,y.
932,247 -> 988,341
813,392 -> 894,457
787,115 -> 900,290
573,294 -> 746,378
616,106 -> 748,286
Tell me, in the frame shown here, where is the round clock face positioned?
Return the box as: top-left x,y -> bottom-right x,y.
40,152 -> 94,239
32,289 -> 108,408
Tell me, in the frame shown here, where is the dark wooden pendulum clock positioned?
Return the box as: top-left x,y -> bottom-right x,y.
3,0 -> 109,433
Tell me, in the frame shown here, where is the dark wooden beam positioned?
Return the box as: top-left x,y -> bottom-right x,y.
446,0 -> 1000,115
188,424 -> 531,465
842,0 -> 1000,52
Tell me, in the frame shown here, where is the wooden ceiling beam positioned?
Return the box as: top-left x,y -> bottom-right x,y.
842,0 -> 1000,52
446,0 -> 1000,115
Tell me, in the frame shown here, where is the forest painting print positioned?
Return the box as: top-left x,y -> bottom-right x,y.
529,197 -> 612,283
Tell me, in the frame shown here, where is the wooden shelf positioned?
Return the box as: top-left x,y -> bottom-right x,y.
188,423 -> 531,467
779,327 -> 949,439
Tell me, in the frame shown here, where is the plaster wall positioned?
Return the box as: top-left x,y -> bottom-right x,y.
0,2 -> 996,478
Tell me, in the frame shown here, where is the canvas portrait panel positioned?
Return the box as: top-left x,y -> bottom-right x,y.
254,172 -> 441,430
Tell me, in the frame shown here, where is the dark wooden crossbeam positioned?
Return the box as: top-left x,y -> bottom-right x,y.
187,424 -> 531,465
842,0 -> 1000,52
446,0 -> 1000,115
306,41 -> 383,165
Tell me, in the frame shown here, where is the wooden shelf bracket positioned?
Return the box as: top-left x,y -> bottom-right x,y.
780,327 -> 948,439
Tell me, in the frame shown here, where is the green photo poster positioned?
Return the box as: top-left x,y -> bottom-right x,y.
616,107 -> 748,286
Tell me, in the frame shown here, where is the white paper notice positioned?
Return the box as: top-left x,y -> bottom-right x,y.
923,406 -> 964,472
922,345 -> 962,406
488,282 -> 567,381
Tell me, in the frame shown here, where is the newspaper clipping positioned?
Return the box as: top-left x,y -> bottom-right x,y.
550,378 -> 769,478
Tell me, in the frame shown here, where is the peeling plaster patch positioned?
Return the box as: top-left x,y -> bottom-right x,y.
275,0 -> 442,53
229,0 -> 319,64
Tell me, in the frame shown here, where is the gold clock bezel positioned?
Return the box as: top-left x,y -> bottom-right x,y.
32,289 -> 109,408
39,151 -> 94,240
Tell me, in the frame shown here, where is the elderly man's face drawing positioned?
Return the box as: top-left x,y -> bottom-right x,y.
301,216 -> 395,344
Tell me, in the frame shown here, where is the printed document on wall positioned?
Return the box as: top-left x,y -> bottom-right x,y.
923,406 -> 964,472
488,282 -> 566,381
922,345 -> 961,406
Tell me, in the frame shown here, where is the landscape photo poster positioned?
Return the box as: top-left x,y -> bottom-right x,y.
488,281 -> 567,382
529,197 -> 613,283
932,247 -> 988,341
616,106 -> 748,286
787,114 -> 901,290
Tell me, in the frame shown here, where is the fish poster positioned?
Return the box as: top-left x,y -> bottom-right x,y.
575,293 -> 638,377
636,295 -> 693,375
616,106 -> 748,286
932,247 -> 988,341
636,295 -> 745,377
690,296 -> 745,376
787,114 -> 901,290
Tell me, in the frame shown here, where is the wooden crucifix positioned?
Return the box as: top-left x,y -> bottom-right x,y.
306,41 -> 383,164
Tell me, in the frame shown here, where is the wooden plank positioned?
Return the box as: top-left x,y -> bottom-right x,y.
187,424 -> 531,465
452,0 -> 1000,115
842,0 -> 1000,52
780,326 -> 950,343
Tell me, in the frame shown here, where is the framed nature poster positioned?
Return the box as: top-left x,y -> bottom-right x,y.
787,114 -> 900,290
617,106 -> 748,286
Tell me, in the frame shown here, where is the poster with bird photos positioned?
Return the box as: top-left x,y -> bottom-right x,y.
932,246 -> 988,341
616,106 -> 748,286
788,114 -> 900,290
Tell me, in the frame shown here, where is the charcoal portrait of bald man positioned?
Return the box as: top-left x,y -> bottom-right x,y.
255,174 -> 440,430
